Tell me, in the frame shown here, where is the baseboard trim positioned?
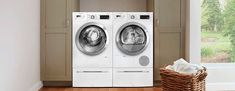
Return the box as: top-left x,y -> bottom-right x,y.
42,81 -> 159,87
43,81 -> 72,86
153,80 -> 162,87
206,83 -> 235,91
28,81 -> 43,91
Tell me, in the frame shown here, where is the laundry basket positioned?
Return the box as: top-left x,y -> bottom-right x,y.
160,67 -> 207,91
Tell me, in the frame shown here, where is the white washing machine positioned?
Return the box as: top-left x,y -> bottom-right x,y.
112,12 -> 153,87
72,12 -> 113,87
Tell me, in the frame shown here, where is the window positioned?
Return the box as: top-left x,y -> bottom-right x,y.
188,0 -> 235,90
201,0 -> 235,63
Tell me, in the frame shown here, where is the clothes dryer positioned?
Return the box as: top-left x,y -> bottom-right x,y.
112,12 -> 153,87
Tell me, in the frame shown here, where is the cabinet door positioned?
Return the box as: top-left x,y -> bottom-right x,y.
41,0 -> 72,81
153,0 -> 185,81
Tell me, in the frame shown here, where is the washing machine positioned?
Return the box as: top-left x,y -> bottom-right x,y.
72,12 -> 113,87
112,12 -> 153,87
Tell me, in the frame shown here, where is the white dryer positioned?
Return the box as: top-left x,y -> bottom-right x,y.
112,12 -> 153,87
72,12 -> 113,87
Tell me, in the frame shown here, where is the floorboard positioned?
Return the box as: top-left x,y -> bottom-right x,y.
39,87 -> 162,91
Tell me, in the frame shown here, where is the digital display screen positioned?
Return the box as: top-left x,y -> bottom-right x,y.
100,15 -> 109,19
140,15 -> 150,19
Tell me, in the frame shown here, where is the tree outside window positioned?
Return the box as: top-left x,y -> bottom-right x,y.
201,0 -> 235,63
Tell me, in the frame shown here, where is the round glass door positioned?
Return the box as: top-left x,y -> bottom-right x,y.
116,22 -> 149,55
76,23 -> 108,55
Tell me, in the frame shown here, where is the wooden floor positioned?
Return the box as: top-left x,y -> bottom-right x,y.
39,87 -> 162,91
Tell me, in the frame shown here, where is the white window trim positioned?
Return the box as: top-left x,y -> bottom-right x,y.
185,0 -> 201,64
203,63 -> 235,69
207,83 -> 235,91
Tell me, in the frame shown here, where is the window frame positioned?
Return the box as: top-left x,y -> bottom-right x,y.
186,0 -> 235,90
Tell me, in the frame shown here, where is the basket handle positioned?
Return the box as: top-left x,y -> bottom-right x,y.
198,67 -> 208,81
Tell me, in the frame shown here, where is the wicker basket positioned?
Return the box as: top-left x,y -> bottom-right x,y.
160,67 -> 207,91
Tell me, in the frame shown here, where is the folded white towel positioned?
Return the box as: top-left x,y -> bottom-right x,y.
165,58 -> 203,75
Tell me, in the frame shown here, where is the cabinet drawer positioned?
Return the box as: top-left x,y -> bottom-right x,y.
113,68 -> 153,87
73,68 -> 112,87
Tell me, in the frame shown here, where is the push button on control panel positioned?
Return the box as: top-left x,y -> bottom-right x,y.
131,15 -> 135,19
91,15 -> 95,19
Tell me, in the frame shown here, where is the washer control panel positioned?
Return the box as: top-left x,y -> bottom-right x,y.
87,15 -> 110,20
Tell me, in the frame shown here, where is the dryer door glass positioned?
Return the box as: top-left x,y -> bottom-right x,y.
76,25 -> 107,55
117,24 -> 147,55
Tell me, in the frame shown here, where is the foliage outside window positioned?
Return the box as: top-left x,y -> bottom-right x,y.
201,0 -> 235,63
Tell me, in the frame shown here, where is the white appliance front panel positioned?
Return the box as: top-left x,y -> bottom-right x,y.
112,12 -> 153,68
113,68 -> 153,87
73,12 -> 113,68
73,68 -> 112,87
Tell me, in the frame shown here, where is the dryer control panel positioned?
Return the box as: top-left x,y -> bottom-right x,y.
128,14 -> 150,20
114,13 -> 152,20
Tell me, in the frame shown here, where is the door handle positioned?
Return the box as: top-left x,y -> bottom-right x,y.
155,18 -> 159,26
77,71 -> 108,73
118,71 -> 149,73
65,19 -> 70,28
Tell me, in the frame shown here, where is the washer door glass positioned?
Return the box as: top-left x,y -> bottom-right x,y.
76,25 -> 107,55
117,24 -> 147,55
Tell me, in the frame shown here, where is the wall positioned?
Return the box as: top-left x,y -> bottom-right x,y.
80,0 -> 147,12
0,0 -> 42,91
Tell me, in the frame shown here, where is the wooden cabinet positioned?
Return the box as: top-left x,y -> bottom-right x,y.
147,0 -> 186,81
40,0 -> 79,81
